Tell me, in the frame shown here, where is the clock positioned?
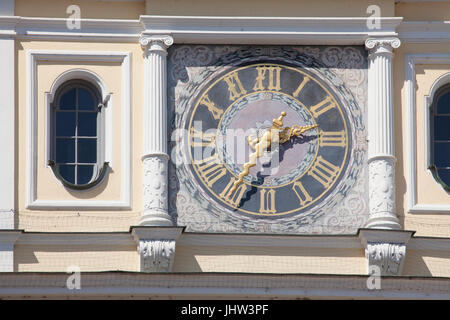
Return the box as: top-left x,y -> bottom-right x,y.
184,62 -> 352,219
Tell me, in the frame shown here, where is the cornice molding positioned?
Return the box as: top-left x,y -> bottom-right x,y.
0,230 -> 23,244
398,21 -> 450,43
2,272 -> 450,299
0,15 -> 403,44
3,16 -> 450,44
10,229 -> 450,251
140,15 -> 402,45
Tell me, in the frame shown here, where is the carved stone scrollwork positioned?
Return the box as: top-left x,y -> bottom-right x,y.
365,38 -> 401,57
142,155 -> 172,226
367,159 -> 399,229
140,35 -> 174,55
138,240 -> 175,273
366,242 -> 406,276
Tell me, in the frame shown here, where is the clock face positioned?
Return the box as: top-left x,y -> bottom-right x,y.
185,62 -> 352,219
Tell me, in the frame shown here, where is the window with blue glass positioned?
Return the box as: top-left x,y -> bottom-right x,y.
430,85 -> 450,191
49,80 -> 108,189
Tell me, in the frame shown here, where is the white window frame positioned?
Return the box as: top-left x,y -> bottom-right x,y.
48,74 -> 109,189
405,54 -> 450,213
26,50 -> 131,210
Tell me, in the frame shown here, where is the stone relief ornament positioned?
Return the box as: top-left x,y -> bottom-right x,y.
143,156 -> 168,212
366,242 -> 406,276
167,45 -> 369,234
368,159 -> 395,217
138,240 -> 175,272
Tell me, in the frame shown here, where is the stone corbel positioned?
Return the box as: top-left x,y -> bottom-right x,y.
358,229 -> 415,276
131,226 -> 184,273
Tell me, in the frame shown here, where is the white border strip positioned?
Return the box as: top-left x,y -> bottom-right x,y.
1,272 -> 450,299
26,50 -> 131,210
405,54 -> 450,213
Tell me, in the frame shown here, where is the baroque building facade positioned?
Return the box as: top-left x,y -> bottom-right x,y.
1,0 -> 450,299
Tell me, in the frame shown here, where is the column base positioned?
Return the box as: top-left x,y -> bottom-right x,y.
365,215 -> 401,230
140,209 -> 173,226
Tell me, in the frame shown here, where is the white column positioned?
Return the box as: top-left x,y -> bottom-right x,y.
365,38 -> 401,230
140,35 -> 174,226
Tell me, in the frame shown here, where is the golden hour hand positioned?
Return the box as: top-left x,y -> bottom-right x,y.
230,111 -> 318,193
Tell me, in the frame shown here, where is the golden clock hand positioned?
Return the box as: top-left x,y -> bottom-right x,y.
230,112 -> 318,193
279,124 -> 318,144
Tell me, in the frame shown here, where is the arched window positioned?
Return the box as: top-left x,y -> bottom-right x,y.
48,79 -> 108,189
430,85 -> 450,191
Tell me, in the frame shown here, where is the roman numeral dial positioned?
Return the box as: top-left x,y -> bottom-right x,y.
186,62 -> 351,219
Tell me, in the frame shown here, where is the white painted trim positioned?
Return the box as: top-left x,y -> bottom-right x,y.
398,21 -> 450,43
0,37 -> 15,229
405,54 -> 450,214
1,272 -> 450,299
0,0 -> 14,16
0,231 -> 22,272
26,50 -> 132,210
0,15 -> 403,44
141,16 -> 402,45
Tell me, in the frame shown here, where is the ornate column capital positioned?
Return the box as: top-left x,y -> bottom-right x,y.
365,37 -> 401,57
140,35 -> 174,55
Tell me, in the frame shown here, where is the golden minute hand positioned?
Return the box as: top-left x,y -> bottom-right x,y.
230,112 -> 317,193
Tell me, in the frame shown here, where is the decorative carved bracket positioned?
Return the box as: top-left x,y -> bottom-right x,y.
358,229 -> 415,276
131,226 -> 184,273
365,242 -> 406,276
138,239 -> 175,272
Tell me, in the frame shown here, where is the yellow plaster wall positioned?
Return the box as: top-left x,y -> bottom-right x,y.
394,44 -> 450,237
145,0 -> 394,17
403,249 -> 450,277
15,244 -> 139,272
16,40 -> 145,232
15,0 -> 144,19
395,2 -> 450,21
172,245 -> 366,274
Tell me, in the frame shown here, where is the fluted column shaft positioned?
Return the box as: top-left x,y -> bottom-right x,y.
365,38 -> 401,230
140,35 -> 174,226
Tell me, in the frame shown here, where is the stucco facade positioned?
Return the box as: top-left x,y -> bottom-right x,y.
1,0 -> 450,299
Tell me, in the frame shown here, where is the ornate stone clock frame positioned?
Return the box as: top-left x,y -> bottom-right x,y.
134,16 -> 413,275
